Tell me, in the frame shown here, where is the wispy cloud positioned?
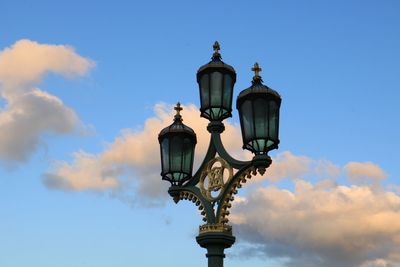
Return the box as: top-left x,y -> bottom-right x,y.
44,102 -> 397,266
256,152 -> 341,183
0,39 -> 94,163
231,180 -> 400,267
44,103 -> 247,206
344,161 -> 387,181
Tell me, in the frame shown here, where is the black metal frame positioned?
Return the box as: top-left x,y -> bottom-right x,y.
160,43 -> 280,267
168,121 -> 271,224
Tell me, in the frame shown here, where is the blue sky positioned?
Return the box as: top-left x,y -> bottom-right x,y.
0,1 -> 399,267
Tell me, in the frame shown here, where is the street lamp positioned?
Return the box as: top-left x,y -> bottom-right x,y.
158,42 -> 282,267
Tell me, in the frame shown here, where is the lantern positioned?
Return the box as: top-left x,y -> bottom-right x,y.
158,103 -> 197,185
237,63 -> 281,155
197,41 -> 236,121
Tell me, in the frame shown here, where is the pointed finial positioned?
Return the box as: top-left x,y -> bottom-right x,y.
213,41 -> 220,53
174,102 -> 183,121
212,41 -> 221,60
252,62 -> 263,83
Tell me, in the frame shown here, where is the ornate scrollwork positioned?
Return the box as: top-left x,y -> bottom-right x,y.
199,223 -> 232,234
200,157 -> 233,202
217,167 -> 260,224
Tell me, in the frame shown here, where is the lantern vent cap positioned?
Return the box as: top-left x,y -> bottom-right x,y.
197,41 -> 236,77
237,63 -> 281,102
158,102 -> 197,141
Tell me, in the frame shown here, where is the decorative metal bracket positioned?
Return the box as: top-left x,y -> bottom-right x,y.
168,121 -> 271,234
200,157 -> 233,202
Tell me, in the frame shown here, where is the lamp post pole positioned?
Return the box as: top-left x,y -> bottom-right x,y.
159,42 -> 282,267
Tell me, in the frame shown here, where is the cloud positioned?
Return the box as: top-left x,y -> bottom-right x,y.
254,152 -> 340,183
344,161 -> 387,181
261,151 -> 311,182
44,103 -> 248,206
44,102 -> 396,265
360,259 -> 391,267
0,39 -> 93,94
43,151 -> 120,191
43,102 -> 345,202
0,39 -> 94,163
230,180 -> 400,267
0,89 -> 79,162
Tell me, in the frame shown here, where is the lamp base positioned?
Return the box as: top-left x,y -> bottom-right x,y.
196,231 -> 235,267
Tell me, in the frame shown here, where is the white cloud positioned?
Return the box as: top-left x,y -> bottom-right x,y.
0,39 -> 93,94
0,89 -> 79,162
344,161 -> 387,181
0,39 -> 94,163
314,159 -> 341,177
44,151 -> 120,191
43,101 -> 397,265
253,152 -> 341,183
43,100 -> 348,202
262,151 -> 312,182
360,259 -> 391,267
44,103 -> 248,206
231,180 -> 400,267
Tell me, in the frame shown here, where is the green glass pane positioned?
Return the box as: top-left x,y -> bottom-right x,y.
267,140 -> 274,148
241,100 -> 254,142
170,136 -> 184,181
257,139 -> 266,152
254,98 -> 268,139
268,101 -> 278,140
182,138 -> 193,174
173,172 -> 184,181
161,138 -> 169,174
223,74 -> 232,108
200,74 -> 210,108
250,140 -> 257,152
210,72 -> 223,106
211,107 -> 222,120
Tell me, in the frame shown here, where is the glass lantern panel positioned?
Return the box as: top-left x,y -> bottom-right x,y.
173,172 -> 183,182
211,107 -> 221,119
268,100 -> 279,141
182,137 -> 194,174
254,98 -> 268,139
161,138 -> 170,174
250,140 -> 258,152
240,100 -> 254,142
200,74 -> 210,108
267,140 -> 274,148
210,72 -> 223,106
255,139 -> 266,153
170,135 -> 184,181
222,74 -> 233,108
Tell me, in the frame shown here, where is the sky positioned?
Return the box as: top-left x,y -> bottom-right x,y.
0,1 -> 400,267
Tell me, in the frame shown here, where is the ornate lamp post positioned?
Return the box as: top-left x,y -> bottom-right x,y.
158,42 -> 282,267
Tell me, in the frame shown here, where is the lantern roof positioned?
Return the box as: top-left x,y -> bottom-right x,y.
237,63 -> 281,101
197,41 -> 236,77
158,103 -> 197,140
